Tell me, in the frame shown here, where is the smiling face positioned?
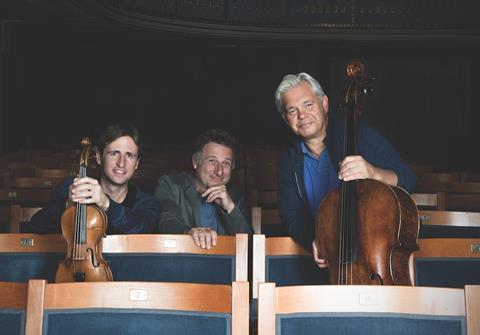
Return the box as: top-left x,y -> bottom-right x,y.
193,141 -> 233,191
97,135 -> 139,188
281,81 -> 329,141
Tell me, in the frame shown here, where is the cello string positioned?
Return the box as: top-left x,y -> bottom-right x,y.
338,183 -> 344,284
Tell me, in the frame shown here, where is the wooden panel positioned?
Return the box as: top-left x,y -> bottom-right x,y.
9,205 -> 42,233
411,192 -> 445,210
415,238 -> 480,258
231,281 -> 249,335
265,237 -> 309,256
252,234 -> 266,299
4,177 -> 64,189
43,281 -> 232,312
419,210 -> 480,227
0,188 -> 51,203
102,234 -> 236,255
0,234 -> 66,252
235,234 -> 248,282
275,285 -> 465,316
465,285 -> 480,335
25,279 -> 46,335
0,281 -> 27,309
258,283 -> 276,335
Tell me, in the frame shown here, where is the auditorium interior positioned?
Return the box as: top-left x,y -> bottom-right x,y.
0,1 -> 479,334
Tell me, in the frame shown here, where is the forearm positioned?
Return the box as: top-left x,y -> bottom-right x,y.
221,204 -> 252,234
372,167 -> 399,187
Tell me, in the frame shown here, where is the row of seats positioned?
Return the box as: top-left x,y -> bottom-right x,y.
0,234 -> 478,292
252,205 -> 480,238
1,280 -> 479,335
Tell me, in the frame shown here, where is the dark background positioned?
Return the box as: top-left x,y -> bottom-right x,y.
1,1 -> 480,171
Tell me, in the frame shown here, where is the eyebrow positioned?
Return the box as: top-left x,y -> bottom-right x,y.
204,155 -> 232,161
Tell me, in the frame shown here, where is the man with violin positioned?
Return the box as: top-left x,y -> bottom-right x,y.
154,129 -> 252,249
29,123 -> 161,234
275,72 -> 416,268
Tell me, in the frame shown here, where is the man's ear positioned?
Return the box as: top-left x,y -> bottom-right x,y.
192,155 -> 197,170
96,150 -> 102,166
322,95 -> 329,114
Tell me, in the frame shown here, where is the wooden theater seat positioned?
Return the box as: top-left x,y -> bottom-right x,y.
26,280 -> 249,335
252,235 -> 327,299
413,238 -> 480,288
258,284 -> 469,335
419,210 -> 480,238
0,233 -> 248,285
0,281 -> 28,335
9,205 -> 42,233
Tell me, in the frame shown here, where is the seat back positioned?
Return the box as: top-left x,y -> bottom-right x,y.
411,192 -> 446,210
0,234 -> 65,283
0,234 -> 248,284
103,234 -> 248,284
413,238 -> 480,288
0,281 -> 27,335
419,210 -> 480,238
258,283 -> 467,335
26,280 -> 249,335
252,235 -> 328,299
9,205 -> 42,233
251,207 -> 285,236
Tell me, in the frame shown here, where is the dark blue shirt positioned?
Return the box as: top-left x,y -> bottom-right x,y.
301,142 -> 340,218
28,177 -> 160,234
198,194 -> 225,234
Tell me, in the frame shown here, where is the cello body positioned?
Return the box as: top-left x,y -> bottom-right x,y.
316,179 -> 419,285
314,60 -> 419,285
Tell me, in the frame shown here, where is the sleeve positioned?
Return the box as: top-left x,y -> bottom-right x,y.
277,153 -> 314,252
361,127 -> 416,193
220,189 -> 253,235
106,189 -> 161,234
27,177 -> 72,234
153,175 -> 193,234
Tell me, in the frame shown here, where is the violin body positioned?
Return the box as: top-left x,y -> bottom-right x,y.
55,137 -> 113,283
55,204 -> 113,282
316,179 -> 419,285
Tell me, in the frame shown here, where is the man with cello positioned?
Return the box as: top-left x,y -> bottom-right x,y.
275,72 -> 416,269
29,123 -> 161,234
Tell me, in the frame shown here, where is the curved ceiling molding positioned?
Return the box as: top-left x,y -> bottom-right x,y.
77,0 -> 480,41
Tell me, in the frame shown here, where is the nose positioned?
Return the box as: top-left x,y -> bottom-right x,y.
117,154 -> 126,167
214,163 -> 224,176
297,107 -> 308,119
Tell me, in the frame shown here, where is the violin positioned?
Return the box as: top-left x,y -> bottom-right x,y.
55,138 -> 113,282
315,60 -> 419,285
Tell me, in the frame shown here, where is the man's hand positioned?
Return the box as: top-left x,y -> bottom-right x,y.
338,155 -> 376,182
189,227 -> 218,249
201,185 -> 235,214
312,240 -> 329,268
69,177 -> 110,211
338,155 -> 399,186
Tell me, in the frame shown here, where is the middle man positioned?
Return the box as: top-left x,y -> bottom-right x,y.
154,129 -> 252,249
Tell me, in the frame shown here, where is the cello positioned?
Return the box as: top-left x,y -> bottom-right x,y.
55,138 -> 113,282
315,60 -> 419,285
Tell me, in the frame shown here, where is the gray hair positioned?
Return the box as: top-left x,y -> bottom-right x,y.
274,72 -> 326,115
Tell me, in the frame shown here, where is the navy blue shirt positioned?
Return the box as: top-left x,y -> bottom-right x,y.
301,142 -> 340,218
198,194 -> 225,234
28,177 -> 160,234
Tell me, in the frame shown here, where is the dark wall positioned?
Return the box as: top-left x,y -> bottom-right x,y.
2,22 -> 480,171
